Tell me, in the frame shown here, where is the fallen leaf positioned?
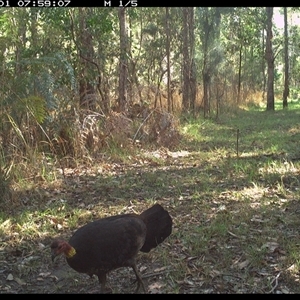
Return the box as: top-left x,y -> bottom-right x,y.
148,281 -> 165,293
38,272 -> 51,278
50,275 -> 58,281
184,278 -> 194,285
6,274 -> 13,281
22,256 -> 39,264
257,270 -> 271,276
238,259 -> 250,270
14,277 -> 26,285
250,216 -> 266,223
139,266 -> 147,272
186,256 -> 198,261
38,243 -> 45,250
209,269 -> 222,277
49,217 -> 58,224
36,277 -> 44,281
149,282 -> 165,289
153,266 -> 167,273
286,264 -> 296,271
281,288 -> 290,294
228,231 -> 239,238
262,241 -> 279,253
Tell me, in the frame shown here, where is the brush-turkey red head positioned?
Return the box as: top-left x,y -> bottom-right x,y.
50,204 -> 172,293
51,239 -> 76,261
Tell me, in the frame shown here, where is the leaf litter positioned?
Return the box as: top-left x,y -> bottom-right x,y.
0,148 -> 300,293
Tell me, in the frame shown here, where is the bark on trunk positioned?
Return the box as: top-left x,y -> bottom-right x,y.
265,7 -> 275,111
118,7 -> 128,113
283,7 -> 289,109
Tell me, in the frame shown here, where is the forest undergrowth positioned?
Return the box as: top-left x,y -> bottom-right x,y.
1,102 -> 300,293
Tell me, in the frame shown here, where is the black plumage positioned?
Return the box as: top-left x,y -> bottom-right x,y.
50,204 -> 172,293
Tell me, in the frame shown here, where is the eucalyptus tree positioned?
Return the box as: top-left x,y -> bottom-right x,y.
181,7 -> 196,113
75,8 -> 96,110
196,7 -> 224,118
282,7 -> 289,109
132,8 -> 165,107
279,7 -> 300,108
288,15 -> 300,95
118,7 -> 128,112
265,7 -> 275,111
130,8 -> 181,110
165,7 -> 172,112
221,7 -> 265,104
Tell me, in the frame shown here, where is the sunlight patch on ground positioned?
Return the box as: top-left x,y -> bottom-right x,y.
259,161 -> 298,176
143,149 -> 190,159
288,126 -> 300,134
241,185 -> 268,204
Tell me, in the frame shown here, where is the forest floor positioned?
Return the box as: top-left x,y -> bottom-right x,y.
1,107 -> 300,293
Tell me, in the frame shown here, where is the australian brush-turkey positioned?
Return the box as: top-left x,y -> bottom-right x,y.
50,203 -> 172,293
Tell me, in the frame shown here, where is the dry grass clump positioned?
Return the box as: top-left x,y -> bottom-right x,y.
79,108 -> 182,152
132,108 -> 181,150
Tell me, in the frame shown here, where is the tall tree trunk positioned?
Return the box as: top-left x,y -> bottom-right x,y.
182,8 -> 190,113
14,9 -> 27,76
182,8 -> 196,114
202,8 -> 210,118
202,66 -> 210,118
237,44 -> 242,104
29,8 -> 38,95
261,28 -> 266,102
189,8 -> 196,113
265,7 -> 275,111
283,7 -> 289,109
127,15 -> 133,108
165,7 -> 172,113
200,7 -> 222,118
78,8 -> 96,111
118,7 -> 128,113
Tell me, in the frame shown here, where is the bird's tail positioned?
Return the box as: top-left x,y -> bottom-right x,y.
139,203 -> 172,253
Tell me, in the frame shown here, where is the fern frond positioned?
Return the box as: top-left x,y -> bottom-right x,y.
21,95 -> 47,124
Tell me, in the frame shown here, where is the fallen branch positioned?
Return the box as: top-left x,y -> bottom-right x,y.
132,109 -> 155,141
130,269 -> 173,286
142,269 -> 172,279
267,272 -> 281,293
227,230 -> 239,238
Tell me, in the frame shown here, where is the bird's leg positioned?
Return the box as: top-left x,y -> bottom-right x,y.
98,273 -> 112,294
132,263 -> 146,293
